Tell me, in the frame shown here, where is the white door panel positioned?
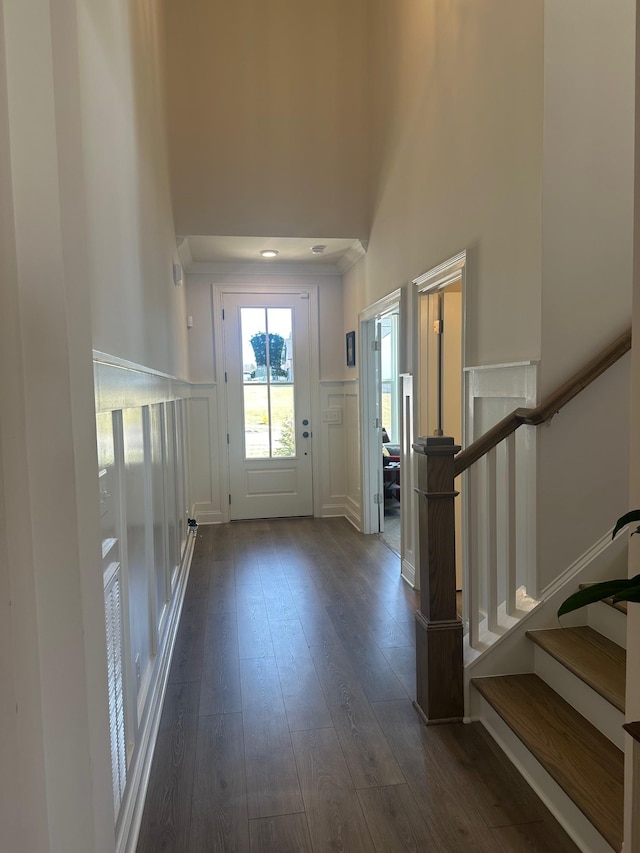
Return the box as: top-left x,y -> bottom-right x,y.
223,292 -> 313,519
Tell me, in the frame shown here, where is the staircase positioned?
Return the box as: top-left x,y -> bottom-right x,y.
472,595 -> 627,853
411,332 -> 633,850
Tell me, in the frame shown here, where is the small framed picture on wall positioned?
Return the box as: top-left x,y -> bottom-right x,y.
346,331 -> 356,367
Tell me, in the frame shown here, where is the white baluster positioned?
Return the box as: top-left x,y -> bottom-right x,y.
486,447 -> 498,632
505,432 -> 517,615
468,464 -> 480,648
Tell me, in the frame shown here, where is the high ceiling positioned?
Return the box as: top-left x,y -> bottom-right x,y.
163,0 -> 370,258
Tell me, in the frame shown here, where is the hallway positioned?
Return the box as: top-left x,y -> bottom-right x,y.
136,518 -> 579,853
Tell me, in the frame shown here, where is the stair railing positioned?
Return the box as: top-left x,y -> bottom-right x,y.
412,328 -> 631,725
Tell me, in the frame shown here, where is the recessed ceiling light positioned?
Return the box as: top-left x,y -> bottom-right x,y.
260,249 -> 279,258
311,245 -> 326,255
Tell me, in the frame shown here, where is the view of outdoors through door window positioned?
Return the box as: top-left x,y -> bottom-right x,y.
240,307 -> 295,458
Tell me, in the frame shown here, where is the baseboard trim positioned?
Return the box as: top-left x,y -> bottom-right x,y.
344,496 -> 361,531
401,558 -> 416,587
117,530 -> 197,853
318,501 -> 348,518
193,509 -> 225,524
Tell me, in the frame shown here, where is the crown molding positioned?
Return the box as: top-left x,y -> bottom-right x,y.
176,236 -> 193,269
336,239 -> 368,274
185,261 -> 343,277
413,249 -> 467,292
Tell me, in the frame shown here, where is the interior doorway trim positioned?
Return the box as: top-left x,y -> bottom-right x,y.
359,289 -> 402,537
413,250 -> 468,439
413,250 -> 467,601
413,250 -> 467,294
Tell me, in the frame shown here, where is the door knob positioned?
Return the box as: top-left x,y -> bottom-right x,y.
302,431 -> 310,438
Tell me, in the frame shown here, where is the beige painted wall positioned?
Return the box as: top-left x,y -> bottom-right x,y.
363,0 -> 544,369
163,0 -> 369,240
342,0 -> 635,592
536,0 -> 635,587
343,259 -> 367,381
0,7 -> 21,849
78,0 -> 188,378
541,0 -> 635,390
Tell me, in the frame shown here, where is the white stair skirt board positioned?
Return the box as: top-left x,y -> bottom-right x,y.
474,693 -> 618,853
587,600 -> 628,650
463,532 -> 628,690
532,645 -> 624,751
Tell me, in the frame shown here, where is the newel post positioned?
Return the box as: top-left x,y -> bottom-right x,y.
412,436 -> 464,724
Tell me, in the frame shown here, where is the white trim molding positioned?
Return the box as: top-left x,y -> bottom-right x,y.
400,373 -> 417,587
359,290 -> 403,537
463,360 -> 539,624
413,250 -> 467,293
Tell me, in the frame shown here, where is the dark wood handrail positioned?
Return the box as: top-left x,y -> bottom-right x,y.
454,328 -> 631,477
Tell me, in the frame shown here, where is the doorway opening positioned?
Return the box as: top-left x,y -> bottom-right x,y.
379,311 -> 401,553
414,251 -> 466,597
360,291 -> 402,554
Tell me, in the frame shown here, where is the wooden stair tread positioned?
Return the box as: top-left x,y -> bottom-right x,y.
579,584 -> 628,614
472,673 -> 623,851
526,626 -> 626,713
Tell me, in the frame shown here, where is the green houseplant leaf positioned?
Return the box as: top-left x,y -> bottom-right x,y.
611,509 -> 640,540
558,575 -> 640,618
611,581 -> 640,603
557,510 -> 640,618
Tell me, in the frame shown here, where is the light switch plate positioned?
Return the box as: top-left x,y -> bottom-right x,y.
322,408 -> 342,424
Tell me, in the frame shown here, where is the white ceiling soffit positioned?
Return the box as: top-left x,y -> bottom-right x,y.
179,235 -> 366,274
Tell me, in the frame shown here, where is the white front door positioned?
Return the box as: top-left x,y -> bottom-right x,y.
223,292 -> 313,520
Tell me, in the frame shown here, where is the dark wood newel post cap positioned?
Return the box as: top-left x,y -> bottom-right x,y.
412,436 -> 461,456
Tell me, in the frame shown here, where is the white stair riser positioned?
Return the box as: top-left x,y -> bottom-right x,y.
533,645 -> 624,750
587,602 -> 627,649
474,691 -> 617,853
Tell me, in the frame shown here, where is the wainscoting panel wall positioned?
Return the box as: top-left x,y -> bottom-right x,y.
188,378 -> 362,528
463,361 -> 539,624
317,381 -> 349,518
94,354 -> 196,852
344,381 -> 361,529
188,385 -> 225,524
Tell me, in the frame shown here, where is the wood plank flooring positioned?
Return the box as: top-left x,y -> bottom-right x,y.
137,518 -> 580,853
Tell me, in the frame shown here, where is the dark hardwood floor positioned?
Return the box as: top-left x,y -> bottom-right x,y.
137,518 -> 580,853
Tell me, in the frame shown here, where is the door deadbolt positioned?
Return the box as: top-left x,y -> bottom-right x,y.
302,419 -> 309,425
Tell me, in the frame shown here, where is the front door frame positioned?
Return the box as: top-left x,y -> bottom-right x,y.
212,282 -> 321,522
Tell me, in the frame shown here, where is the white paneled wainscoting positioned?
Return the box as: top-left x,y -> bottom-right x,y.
187,378 -> 364,528
95,356 -> 365,851
462,360 -> 539,655
94,354 -> 196,852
